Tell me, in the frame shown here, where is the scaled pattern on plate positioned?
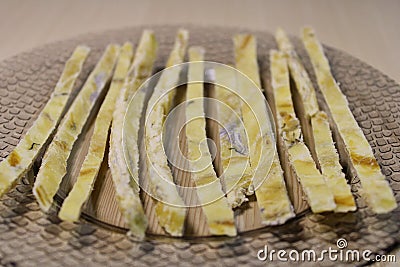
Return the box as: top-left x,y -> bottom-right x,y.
0,25 -> 398,266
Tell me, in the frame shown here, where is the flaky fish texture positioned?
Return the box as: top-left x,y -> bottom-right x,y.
59,42 -> 134,223
185,47 -> 236,236
234,35 -> 295,223
108,31 -> 157,238
0,46 -> 90,197
302,27 -> 396,213
144,29 -> 188,236
33,45 -> 120,212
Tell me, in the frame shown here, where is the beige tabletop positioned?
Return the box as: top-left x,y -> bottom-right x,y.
0,0 -> 399,265
0,0 -> 399,82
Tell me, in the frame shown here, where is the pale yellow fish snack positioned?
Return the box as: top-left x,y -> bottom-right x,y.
58,42 -> 134,223
0,46 -> 90,197
33,44 -> 120,212
109,31 -> 158,238
234,34 -> 295,223
311,112 -> 356,212
144,29 -> 188,236
275,28 -> 355,212
214,66 -> 253,208
186,46 -> 236,236
270,50 -> 336,213
301,27 -> 396,213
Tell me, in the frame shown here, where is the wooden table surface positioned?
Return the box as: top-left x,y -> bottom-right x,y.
0,0 -> 399,82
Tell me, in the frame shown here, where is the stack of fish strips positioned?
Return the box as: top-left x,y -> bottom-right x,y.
0,27 -> 396,239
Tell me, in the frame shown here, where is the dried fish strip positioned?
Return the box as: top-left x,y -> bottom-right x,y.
302,27 -> 396,213
214,66 -> 253,208
0,46 -> 90,197
108,31 -> 157,238
144,29 -> 188,236
59,42 -> 134,223
276,28 -> 355,212
186,47 -> 236,236
311,112 -> 356,212
234,34 -> 295,223
270,50 -> 336,213
33,45 -> 120,212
